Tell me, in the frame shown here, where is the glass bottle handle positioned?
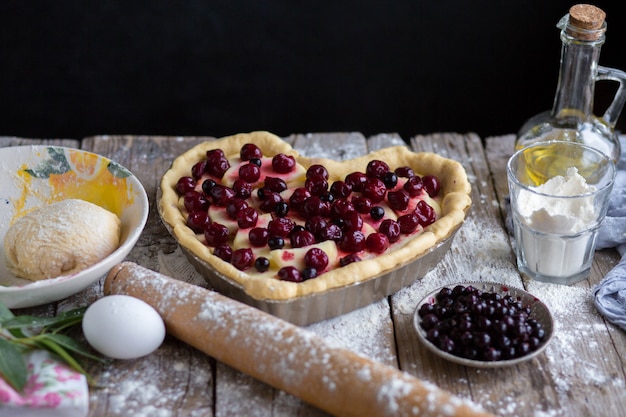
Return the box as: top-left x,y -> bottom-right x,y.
596,66 -> 626,129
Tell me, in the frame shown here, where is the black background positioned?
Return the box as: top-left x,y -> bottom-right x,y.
1,1 -> 625,141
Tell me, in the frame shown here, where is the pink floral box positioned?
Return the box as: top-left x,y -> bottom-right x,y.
0,350 -> 88,417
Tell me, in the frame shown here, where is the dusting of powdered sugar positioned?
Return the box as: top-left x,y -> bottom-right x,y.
95,352 -> 212,417
393,215 -> 521,316
525,280 -> 625,406
306,298 -> 396,365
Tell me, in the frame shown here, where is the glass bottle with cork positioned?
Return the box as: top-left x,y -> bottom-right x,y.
515,4 -> 626,182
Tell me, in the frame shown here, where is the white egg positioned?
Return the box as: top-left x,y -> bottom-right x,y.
82,295 -> 166,360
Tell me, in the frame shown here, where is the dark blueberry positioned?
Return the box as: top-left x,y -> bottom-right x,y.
268,236 -> 285,250
421,314 -> 440,331
275,201 -> 289,217
418,303 -> 436,318
381,171 -> 398,189
202,179 -> 217,194
302,267 -> 318,280
255,257 -> 270,272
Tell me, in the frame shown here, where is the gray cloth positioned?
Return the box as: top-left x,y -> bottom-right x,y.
594,136 -> 626,331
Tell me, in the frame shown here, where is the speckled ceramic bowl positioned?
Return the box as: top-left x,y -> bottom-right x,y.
413,281 -> 554,368
0,146 -> 149,308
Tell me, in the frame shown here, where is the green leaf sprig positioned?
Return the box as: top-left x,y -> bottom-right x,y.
0,301 -> 107,392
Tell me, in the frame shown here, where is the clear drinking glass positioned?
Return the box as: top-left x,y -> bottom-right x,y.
507,141 -> 615,285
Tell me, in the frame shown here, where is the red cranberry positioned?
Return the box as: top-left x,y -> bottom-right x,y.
209,184 -> 236,206
329,180 -> 352,198
362,178 -> 387,203
395,166 -> 415,178
352,196 -> 373,214
305,175 -> 328,196
290,230 -> 316,248
186,211 -> 211,233
340,253 -> 361,267
345,172 -> 367,192
239,163 -> 261,183
249,227 -> 269,247
366,160 -> 390,179
302,196 -> 330,218
339,230 -> 366,252
289,188 -> 312,211
304,247 -> 329,270
404,176 -> 424,197
366,232 -> 390,254
305,216 -> 328,238
204,223 -> 230,246
261,192 -> 285,213
184,191 -> 210,212
176,177 -> 196,195
318,223 -> 343,242
206,148 -> 225,159
268,217 -> 294,237
226,198 -> 248,219
264,176 -> 288,193
415,200 -> 437,226
206,150 -> 230,178
387,190 -> 410,211
423,175 -> 441,197
278,266 -> 302,282
231,248 -> 254,271
240,143 -> 263,160
236,207 -> 259,229
213,245 -> 233,262
191,161 -> 208,180
306,164 -> 329,180
397,212 -> 420,234
342,211 -> 363,231
255,257 -> 270,272
330,198 -> 355,218
379,219 -> 401,243
272,154 -> 296,173
232,179 -> 252,199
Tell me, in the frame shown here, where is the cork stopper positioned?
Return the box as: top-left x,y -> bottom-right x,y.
565,4 -> 606,40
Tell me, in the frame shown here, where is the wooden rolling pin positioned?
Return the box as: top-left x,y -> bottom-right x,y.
104,262 -> 493,417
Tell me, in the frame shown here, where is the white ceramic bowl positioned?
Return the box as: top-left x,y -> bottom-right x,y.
0,145 -> 149,308
413,282 -> 554,368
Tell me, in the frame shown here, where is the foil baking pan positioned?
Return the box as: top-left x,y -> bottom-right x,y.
178,226 -> 461,326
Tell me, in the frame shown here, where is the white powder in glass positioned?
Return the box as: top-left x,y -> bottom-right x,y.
518,167 -> 596,234
516,167 -> 598,278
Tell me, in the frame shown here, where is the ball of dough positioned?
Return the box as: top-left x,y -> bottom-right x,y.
4,199 -> 121,281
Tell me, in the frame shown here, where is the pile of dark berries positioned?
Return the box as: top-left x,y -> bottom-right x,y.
417,284 -> 547,361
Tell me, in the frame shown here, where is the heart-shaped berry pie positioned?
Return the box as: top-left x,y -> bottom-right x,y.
159,131 -> 471,307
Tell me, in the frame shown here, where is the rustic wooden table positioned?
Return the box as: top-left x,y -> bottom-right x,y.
2,132 -> 625,417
